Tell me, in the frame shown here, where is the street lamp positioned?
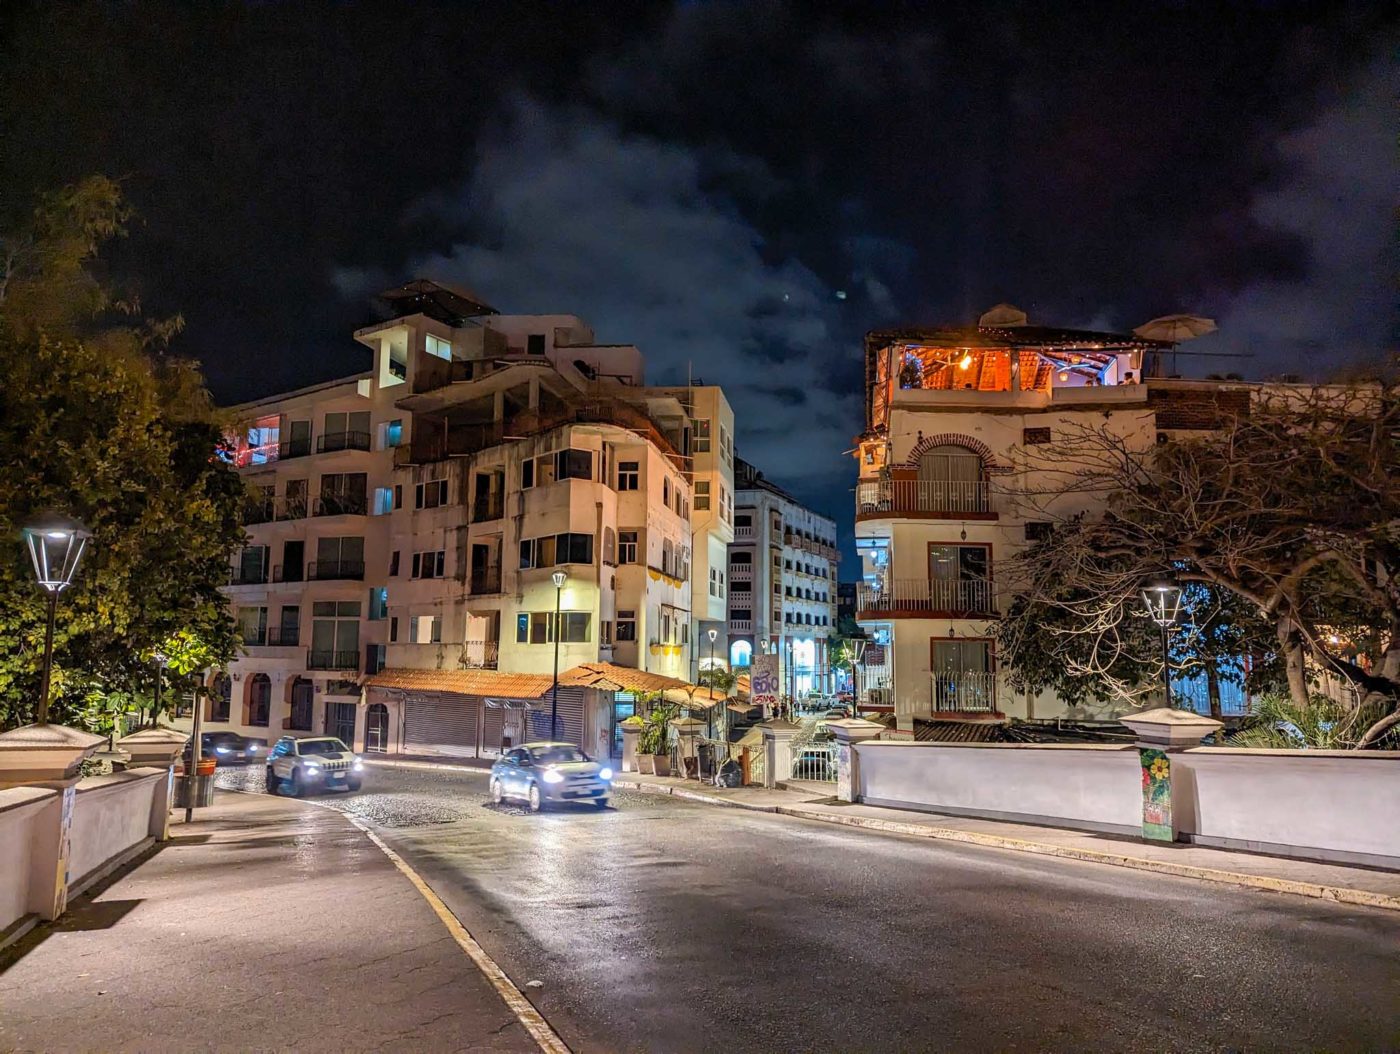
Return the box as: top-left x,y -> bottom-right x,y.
706,628 -> 718,742
848,633 -> 868,717
21,514 -> 91,725
1141,581 -> 1184,707
151,649 -> 169,729
550,570 -> 566,740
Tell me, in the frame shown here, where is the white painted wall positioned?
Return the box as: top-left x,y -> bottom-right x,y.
855,741 -> 1142,834
1176,748 -> 1400,865
67,771 -> 164,888
0,787 -> 56,938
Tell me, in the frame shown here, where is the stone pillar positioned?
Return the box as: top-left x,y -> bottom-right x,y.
118,726 -> 190,842
0,724 -> 105,918
619,715 -> 643,773
825,718 -> 885,803
758,719 -> 800,790
669,717 -> 705,778
1120,708 -> 1222,842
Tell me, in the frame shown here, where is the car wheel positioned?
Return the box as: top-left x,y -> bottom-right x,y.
346,778 -> 362,792
594,797 -> 610,810
490,779 -> 504,804
265,767 -> 278,793
528,783 -> 543,812
290,769 -> 305,798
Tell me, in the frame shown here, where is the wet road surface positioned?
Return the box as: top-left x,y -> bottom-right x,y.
217,762 -> 1400,1053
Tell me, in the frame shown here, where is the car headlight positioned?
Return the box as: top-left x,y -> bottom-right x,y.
214,746 -> 230,754
541,768 -> 564,784
247,744 -> 260,753
599,767 -> 613,780
352,760 -> 364,771
304,763 -> 320,772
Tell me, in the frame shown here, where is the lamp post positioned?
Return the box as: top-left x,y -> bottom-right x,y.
1141,581 -> 1184,707
848,633 -> 868,717
21,514 -> 92,726
550,570 -> 566,740
706,628 -> 718,741
150,649 -> 169,729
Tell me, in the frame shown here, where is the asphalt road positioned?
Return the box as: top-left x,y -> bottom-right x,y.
216,762 -> 1400,1053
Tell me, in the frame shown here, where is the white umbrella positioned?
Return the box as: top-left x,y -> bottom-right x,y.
1132,315 -> 1217,343
978,303 -> 1029,328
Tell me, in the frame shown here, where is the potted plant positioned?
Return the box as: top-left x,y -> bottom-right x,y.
639,705 -> 676,776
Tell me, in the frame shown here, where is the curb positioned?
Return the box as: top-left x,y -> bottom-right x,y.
615,779 -> 1400,913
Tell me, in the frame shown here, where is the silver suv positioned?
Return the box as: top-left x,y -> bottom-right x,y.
266,736 -> 363,796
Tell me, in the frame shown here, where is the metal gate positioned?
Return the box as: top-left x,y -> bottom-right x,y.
526,687 -> 585,745
403,693 -> 478,757
325,702 -> 357,745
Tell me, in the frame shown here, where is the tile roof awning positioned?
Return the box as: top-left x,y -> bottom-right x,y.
364,669 -> 555,699
559,663 -> 690,695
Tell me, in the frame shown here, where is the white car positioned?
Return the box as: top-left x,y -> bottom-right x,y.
266,736 -> 364,796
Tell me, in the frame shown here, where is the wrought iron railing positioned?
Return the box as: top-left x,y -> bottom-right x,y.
469,569 -> 503,595
307,559 -> 365,581
856,578 -> 994,615
229,565 -> 268,586
308,649 -> 360,671
317,430 -> 372,453
314,494 -> 368,517
855,479 -> 991,516
930,671 -> 997,712
278,437 -> 312,460
458,640 -> 500,670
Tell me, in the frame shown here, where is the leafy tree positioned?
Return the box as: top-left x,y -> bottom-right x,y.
0,179 -> 244,729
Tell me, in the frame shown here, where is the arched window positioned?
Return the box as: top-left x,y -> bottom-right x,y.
917,445 -> 986,513
210,673 -> 232,722
730,640 -> 753,668
246,673 -> 271,727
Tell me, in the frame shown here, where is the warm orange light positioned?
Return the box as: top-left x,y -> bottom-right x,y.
1057,371 -> 1070,382
959,353 -> 973,370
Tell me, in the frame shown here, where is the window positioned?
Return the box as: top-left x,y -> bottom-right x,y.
373,487 -> 394,516
663,478 -> 671,506
426,334 -> 452,361
720,426 -> 732,466
394,484 -> 403,509
731,551 -> 751,565
516,613 -> 530,643
412,550 -> 446,579
1023,427 -> 1052,445
410,614 -> 442,644
695,480 -> 711,511
730,608 -> 752,623
319,472 -> 368,515
662,538 -> 674,576
237,606 -> 267,646
415,477 -> 449,509
390,616 -> 399,643
520,532 -> 595,569
311,601 -> 360,668
618,530 -> 638,564
601,620 -> 612,646
557,449 -> 592,481
1025,521 -> 1054,542
603,527 -> 616,565
735,513 -> 751,528
383,419 -> 403,448
527,333 -> 546,355
368,588 -> 388,621
617,461 -> 639,491
693,418 -> 711,453
389,550 -> 400,577
559,612 -> 590,643
530,612 -> 551,643
617,611 -> 637,641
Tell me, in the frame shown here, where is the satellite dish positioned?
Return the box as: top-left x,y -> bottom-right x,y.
978,303 -> 1028,328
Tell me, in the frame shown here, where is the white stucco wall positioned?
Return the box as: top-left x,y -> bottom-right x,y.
855,741 -> 1142,833
1176,748 -> 1400,865
67,771 -> 163,888
0,787 -> 56,938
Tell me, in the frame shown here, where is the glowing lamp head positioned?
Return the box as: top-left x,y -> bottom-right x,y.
551,570 -> 567,589
707,628 -> 718,643
958,353 -> 974,370
1058,371 -> 1071,382
22,514 -> 91,595
1141,582 -> 1184,627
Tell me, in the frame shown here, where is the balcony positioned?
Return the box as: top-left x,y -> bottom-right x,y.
229,566 -> 268,586
856,578 -> 995,617
242,627 -> 299,648
272,563 -> 306,584
469,569 -> 503,596
316,430 -> 372,454
729,618 -> 753,633
245,496 -> 311,525
308,649 -> 360,671
308,559 -> 366,581
930,671 -> 997,713
471,497 -> 505,523
313,494 -> 368,517
734,525 -> 755,540
855,480 -> 993,519
458,640 -> 500,669
278,437 -> 312,460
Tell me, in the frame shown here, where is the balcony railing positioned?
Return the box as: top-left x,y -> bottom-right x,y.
272,563 -> 305,584
855,479 -> 991,517
317,431 -> 372,454
242,626 -> 300,647
469,569 -> 503,596
308,559 -> 366,581
857,578 -> 995,616
471,497 -> 505,523
314,494 -> 368,517
229,565 -> 268,586
458,640 -> 500,669
278,437 -> 312,460
729,618 -> 753,633
308,649 -> 360,671
930,670 -> 997,713
734,525 -> 755,540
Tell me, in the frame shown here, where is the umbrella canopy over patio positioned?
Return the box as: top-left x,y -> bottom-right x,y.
1132,314 -> 1217,343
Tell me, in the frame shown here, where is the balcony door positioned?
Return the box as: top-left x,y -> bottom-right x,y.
928,544 -> 990,613
917,446 -> 985,512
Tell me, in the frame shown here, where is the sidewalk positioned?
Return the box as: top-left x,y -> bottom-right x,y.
613,772 -> 1400,911
0,793 -> 540,1054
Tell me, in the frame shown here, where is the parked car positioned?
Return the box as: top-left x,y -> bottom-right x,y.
201,732 -> 266,765
265,736 -> 363,796
489,742 -> 613,812
791,747 -> 837,782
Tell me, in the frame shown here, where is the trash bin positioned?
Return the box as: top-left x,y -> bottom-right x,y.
172,773 -> 215,809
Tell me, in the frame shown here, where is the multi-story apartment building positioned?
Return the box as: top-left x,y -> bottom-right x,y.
726,458 -> 839,702
213,280 -> 733,755
851,306 -> 1257,730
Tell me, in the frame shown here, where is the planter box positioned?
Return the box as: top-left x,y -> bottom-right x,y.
652,754 -> 672,777
638,754 -> 655,775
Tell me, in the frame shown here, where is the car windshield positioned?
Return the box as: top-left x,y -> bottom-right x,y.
299,739 -> 349,756
530,746 -> 588,764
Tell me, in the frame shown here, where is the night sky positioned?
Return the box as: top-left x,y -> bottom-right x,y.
3,2 -> 1396,563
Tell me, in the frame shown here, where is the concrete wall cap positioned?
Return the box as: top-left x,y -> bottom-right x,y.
0,785 -> 57,814
857,739 -> 1135,751
1184,745 -> 1400,761
118,726 -> 191,746
0,724 -> 106,751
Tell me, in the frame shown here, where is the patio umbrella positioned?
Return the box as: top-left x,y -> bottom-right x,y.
1132,315 -> 1217,343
